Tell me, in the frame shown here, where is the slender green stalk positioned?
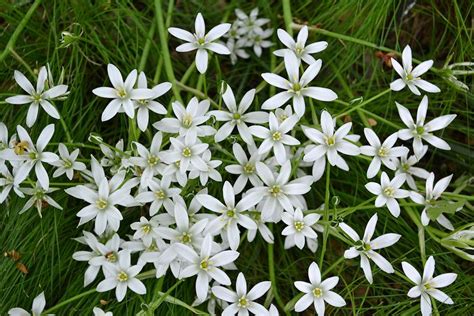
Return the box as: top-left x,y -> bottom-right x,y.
154,0 -> 182,102
319,162 -> 331,268
42,288 -> 97,314
0,0 -> 42,63
335,88 -> 391,118
267,224 -> 288,314
282,0 -> 293,36
137,280 -> 183,316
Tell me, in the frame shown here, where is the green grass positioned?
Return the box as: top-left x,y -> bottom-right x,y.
0,0 -> 473,315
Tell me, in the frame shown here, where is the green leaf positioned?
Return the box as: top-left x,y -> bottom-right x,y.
426,200 -> 465,221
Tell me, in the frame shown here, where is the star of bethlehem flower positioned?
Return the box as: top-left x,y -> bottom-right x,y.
175,234 -> 240,302
93,307 -> 113,316
234,8 -> 269,36
209,84 -> 267,144
130,216 -> 162,248
340,213 -> 401,283
360,128 -> 409,178
390,45 -> 440,95
168,13 -> 231,74
246,206 -> 274,244
154,97 -> 215,140
12,124 -> 59,190
261,52 -> 337,117
402,256 -> 457,316
8,291 -> 47,316
365,172 -> 409,217
225,143 -> 264,194
135,177 -> 181,216
396,95 -> 456,158
99,139 -> 130,174
133,71 -> 171,132
302,110 -> 360,181
282,208 -> 320,250
0,164 -> 24,203
188,149 -> 222,186
6,66 -> 68,127
274,25 -> 328,64
247,160 -> 313,221
97,250 -> 146,302
246,28 -> 273,57
394,147 -> 430,190
410,173 -> 455,230
212,272 -> 271,315
51,143 -> 86,180
250,112 -> 300,165
162,134 -> 209,175
20,182 -> 62,217
294,262 -> 346,315
196,181 -> 259,250
92,64 -> 155,121
130,132 -> 165,189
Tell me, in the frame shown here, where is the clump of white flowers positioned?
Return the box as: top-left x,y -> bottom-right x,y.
4,10 -> 467,316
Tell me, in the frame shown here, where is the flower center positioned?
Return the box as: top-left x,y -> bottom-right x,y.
197,37 -> 206,45
377,146 -> 389,157
233,112 -> 241,120
325,135 -> 336,146
402,163 -> 410,172
117,271 -> 128,282
137,99 -> 148,106
269,185 -> 281,197
200,258 -> 210,270
294,221 -> 305,232
105,251 -> 117,262
383,186 -> 395,198
33,93 -> 43,102
312,287 -> 323,298
29,151 -> 38,160
226,208 -> 236,218
292,82 -> 301,92
238,296 -> 248,307
142,224 -> 151,234
272,131 -> 282,141
63,159 -> 73,168
181,232 -> 192,244
117,88 -> 127,98
295,45 -> 304,55
0,142 -> 6,150
415,126 -> 425,135
14,141 -> 29,155
406,73 -> 414,81
424,283 -> 432,290
147,155 -> 159,166
182,147 -> 192,158
278,114 -> 288,122
182,115 -> 193,128
34,189 -> 45,200
154,190 -> 166,200
96,198 -> 108,210
243,163 -> 255,174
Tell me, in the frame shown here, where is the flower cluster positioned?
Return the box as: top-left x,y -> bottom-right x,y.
3,12 -> 465,316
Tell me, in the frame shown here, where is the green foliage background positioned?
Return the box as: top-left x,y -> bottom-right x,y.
0,0 -> 472,314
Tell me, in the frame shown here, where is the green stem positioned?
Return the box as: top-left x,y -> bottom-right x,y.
319,162 -> 331,268
335,88 -> 391,118
138,22 -> 156,72
58,114 -> 73,143
268,224 -> 288,314
0,0 -> 42,63
137,280 -> 184,316
175,81 -> 219,108
405,205 -> 426,263
282,0 -> 293,36
42,288 -> 97,314
154,0 -> 182,102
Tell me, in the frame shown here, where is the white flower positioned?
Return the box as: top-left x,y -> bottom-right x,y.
235,8 -> 269,35
8,291 -> 47,316
51,143 -> 86,180
13,124 -> 59,190
365,172 -> 409,217
410,173 -> 455,230
394,148 -> 430,190
246,206 -> 274,244
360,129 -> 409,178
0,164 -> 24,203
175,234 -> 239,302
99,139 -> 130,174
303,110 -> 360,181
250,112 -> 300,165
135,177 -> 181,216
261,52 -> 337,117
97,250 -> 146,302
162,135 -> 209,174
20,182 -> 62,217
294,262 -> 345,314
247,28 -> 273,57
225,143 -> 264,194
130,132 -> 165,188
282,208 -> 320,250
92,307 -> 113,316
130,216 -> 162,248
247,160 -> 313,221
396,96 -> 456,158
274,26 -> 328,64
155,202 -> 208,250
402,256 -> 457,316
390,45 -> 440,95
209,84 -> 267,144
133,72 -> 171,131
92,64 -> 154,121
188,150 -> 222,186
340,214 -> 401,283
226,38 -> 250,64
168,13 -> 231,74
212,272 -> 271,315
154,97 -> 215,140
65,168 -> 135,234
6,66 -> 68,127
72,231 -> 121,286
196,181 -> 259,250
